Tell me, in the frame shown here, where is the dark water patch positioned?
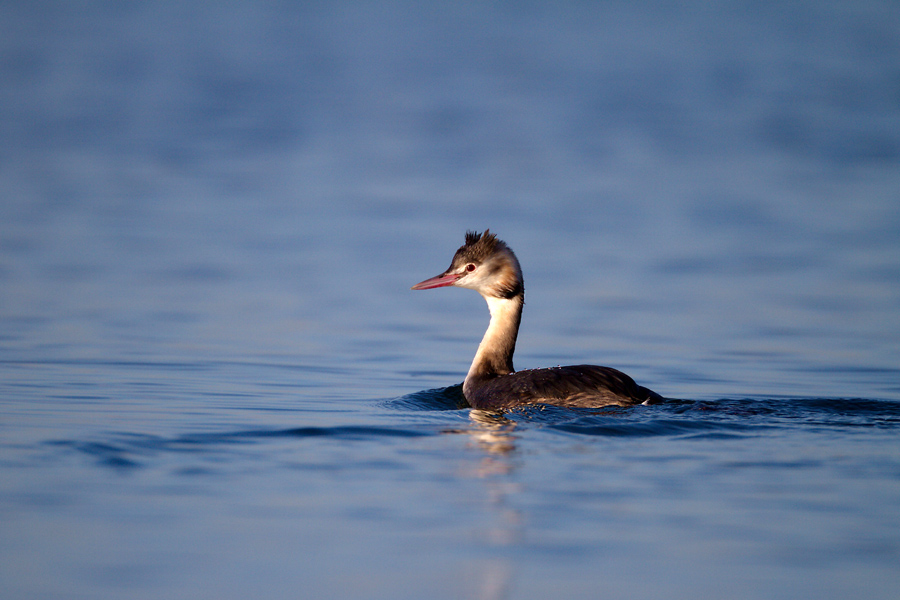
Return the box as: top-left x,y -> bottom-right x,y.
387,388 -> 900,436
493,403 -> 760,439
47,394 -> 112,401
221,426 -> 434,441
47,425 -> 437,470
692,397 -> 900,430
385,384 -> 468,411
47,440 -> 144,470
462,397 -> 900,439
548,417 -> 761,439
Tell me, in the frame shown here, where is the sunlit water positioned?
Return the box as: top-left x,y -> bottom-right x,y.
2,2 -> 900,599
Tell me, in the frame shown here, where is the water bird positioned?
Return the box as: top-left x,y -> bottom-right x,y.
412,230 -> 663,409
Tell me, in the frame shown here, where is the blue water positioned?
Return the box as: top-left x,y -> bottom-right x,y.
2,1 -> 900,598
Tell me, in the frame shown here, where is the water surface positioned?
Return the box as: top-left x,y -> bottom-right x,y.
2,2 -> 899,599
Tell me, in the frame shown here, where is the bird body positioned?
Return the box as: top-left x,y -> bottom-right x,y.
412,230 -> 662,409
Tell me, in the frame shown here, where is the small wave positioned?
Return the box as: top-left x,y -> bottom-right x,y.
388,387 -> 900,435
182,426 -> 434,442
385,383 -> 469,411
548,417 -> 760,439
46,440 -> 144,469
511,397 -> 900,438
46,397 -> 900,469
47,425 -> 435,470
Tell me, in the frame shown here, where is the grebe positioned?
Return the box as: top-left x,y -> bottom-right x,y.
412,230 -> 663,410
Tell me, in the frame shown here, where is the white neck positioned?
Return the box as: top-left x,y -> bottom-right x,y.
464,294 -> 524,388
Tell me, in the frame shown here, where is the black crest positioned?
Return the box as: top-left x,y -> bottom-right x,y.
458,229 -> 503,263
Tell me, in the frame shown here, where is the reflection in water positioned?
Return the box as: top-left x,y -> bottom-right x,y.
460,410 -> 523,600
472,559 -> 515,600
467,409 -> 518,457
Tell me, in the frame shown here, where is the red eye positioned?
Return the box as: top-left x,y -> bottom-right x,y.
466,263 -> 476,272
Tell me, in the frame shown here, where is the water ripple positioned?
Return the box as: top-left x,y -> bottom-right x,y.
43,396 -> 900,471
47,425 -> 434,470
390,389 -> 900,438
